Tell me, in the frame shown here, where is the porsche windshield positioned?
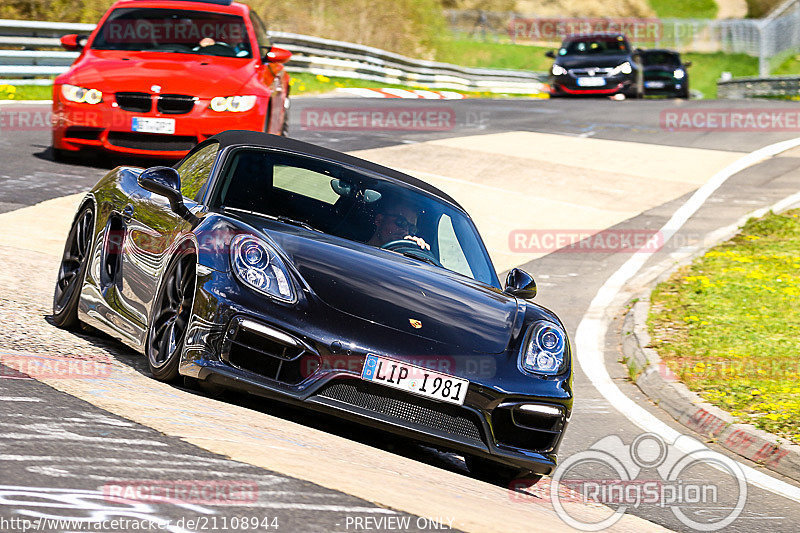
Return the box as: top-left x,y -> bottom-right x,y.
91,8 -> 252,58
214,148 -> 499,287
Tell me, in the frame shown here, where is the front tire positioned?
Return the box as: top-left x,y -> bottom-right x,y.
146,249 -> 196,382
53,205 -> 94,329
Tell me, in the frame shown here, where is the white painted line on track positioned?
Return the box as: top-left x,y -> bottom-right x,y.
575,135 -> 800,503
0,100 -> 51,105
0,396 -> 43,402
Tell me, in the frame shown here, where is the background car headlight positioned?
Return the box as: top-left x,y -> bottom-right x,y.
552,64 -> 567,76
610,62 -> 633,76
61,84 -> 103,104
231,234 -> 296,302
209,95 -> 257,112
520,321 -> 567,375
673,69 -> 685,79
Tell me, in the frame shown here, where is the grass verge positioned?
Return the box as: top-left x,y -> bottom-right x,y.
0,84 -> 53,101
649,0 -> 718,19
648,208 -> 800,444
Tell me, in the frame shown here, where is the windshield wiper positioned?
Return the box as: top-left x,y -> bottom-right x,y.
275,216 -> 321,233
221,207 -> 322,233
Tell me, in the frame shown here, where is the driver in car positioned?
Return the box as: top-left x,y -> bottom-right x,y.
367,199 -> 430,250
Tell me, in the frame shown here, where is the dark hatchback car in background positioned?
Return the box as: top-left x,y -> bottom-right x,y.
642,49 -> 691,98
53,131 -> 574,484
546,33 -> 644,98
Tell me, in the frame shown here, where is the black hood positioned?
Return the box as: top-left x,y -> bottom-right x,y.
556,54 -> 632,69
259,222 -> 518,355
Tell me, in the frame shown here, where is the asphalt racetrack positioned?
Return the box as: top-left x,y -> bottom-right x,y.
2,96 -> 800,532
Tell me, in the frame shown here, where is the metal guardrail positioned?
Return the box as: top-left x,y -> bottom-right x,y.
717,75 -> 800,99
0,19 -> 547,94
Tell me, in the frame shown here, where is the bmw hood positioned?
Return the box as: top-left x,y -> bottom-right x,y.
556,54 -> 632,69
264,226 -> 519,355
66,50 -> 254,95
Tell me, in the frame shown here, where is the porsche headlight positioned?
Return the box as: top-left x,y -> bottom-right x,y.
552,64 -> 568,76
61,84 -> 103,104
673,69 -> 685,80
209,95 -> 257,112
520,321 -> 567,375
231,234 -> 296,302
610,62 -> 633,76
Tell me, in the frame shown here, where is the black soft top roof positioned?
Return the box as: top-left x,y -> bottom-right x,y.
208,130 -> 463,211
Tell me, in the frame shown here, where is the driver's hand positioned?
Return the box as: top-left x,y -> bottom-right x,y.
199,37 -> 216,47
404,235 -> 430,251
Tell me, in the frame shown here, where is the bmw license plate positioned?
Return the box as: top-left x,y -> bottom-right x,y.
577,77 -> 606,87
131,117 -> 175,135
361,354 -> 469,405
645,81 -> 666,89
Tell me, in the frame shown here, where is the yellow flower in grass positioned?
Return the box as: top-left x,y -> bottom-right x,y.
315,74 -> 330,83
298,84 -> 307,92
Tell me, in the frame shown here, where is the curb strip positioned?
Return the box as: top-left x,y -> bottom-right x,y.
622,287 -> 800,482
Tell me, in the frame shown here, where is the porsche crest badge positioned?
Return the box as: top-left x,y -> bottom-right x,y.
409,319 -> 422,329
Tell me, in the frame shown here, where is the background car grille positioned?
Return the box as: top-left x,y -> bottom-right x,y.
115,92 -> 151,113
106,132 -> 197,152
569,67 -> 614,78
317,380 -> 484,444
157,94 -> 196,115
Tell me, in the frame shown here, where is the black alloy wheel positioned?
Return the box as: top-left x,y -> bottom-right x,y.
53,205 -> 94,328
146,250 -> 196,381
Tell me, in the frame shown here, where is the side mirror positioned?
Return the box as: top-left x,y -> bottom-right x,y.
505,268 -> 537,299
683,60 -> 692,68
60,34 -> 85,51
265,46 -> 292,64
545,50 -> 556,59
138,166 -> 196,223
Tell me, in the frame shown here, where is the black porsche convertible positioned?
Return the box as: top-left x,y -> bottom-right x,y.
53,131 -> 573,481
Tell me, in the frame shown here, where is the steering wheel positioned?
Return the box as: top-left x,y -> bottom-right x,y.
381,239 -> 441,267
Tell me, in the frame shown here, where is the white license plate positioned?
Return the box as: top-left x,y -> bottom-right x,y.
645,81 -> 666,89
577,77 -> 606,87
361,354 -> 469,406
131,117 -> 175,135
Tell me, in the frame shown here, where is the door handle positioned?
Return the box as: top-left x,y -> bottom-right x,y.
122,204 -> 134,222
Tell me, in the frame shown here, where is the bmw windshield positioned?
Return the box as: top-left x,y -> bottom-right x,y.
91,8 -> 253,58
212,148 -> 501,288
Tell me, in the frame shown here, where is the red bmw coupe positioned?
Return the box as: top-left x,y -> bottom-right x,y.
52,0 -> 291,160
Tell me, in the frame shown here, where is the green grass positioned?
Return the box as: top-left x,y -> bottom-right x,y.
0,84 -> 53,100
648,208 -> 800,444
649,0 -> 718,18
434,39 -> 553,72
682,52 -> 758,99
